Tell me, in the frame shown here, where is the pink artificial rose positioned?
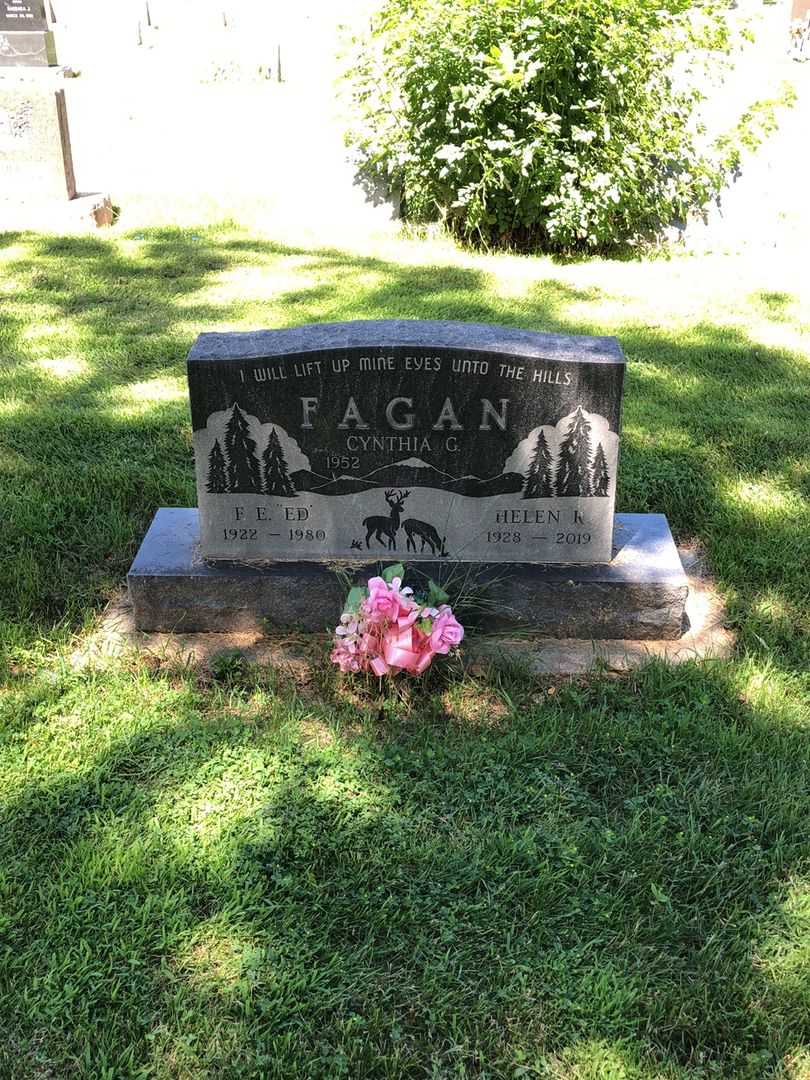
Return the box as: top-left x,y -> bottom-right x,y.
364,576 -> 416,624
429,606 -> 464,654
364,577 -> 400,622
332,579 -> 461,678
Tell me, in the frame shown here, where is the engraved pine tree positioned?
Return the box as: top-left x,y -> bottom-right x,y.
522,428 -> 555,499
591,441 -> 610,497
224,403 -> 262,493
262,427 -> 296,497
554,406 -> 593,497
206,438 -> 228,493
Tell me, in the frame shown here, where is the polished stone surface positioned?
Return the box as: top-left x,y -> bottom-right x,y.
128,509 -> 688,639
188,321 -> 626,565
0,1 -> 48,34
189,321 -> 625,366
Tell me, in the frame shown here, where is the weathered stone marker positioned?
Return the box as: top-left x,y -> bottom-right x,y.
0,82 -> 76,200
188,321 -> 624,565
0,0 -> 56,67
129,320 -> 688,638
0,0 -> 47,31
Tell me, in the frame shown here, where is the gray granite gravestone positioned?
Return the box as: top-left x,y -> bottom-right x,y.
0,82 -> 76,201
0,0 -> 48,31
128,320 -> 689,638
0,0 -> 56,67
188,322 -> 624,565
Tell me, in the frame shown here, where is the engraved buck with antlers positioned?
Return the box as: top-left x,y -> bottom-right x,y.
362,489 -> 410,550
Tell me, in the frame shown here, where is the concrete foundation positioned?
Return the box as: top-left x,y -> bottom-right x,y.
127,509 -> 689,640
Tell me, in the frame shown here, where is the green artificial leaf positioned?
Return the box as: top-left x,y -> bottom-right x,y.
427,578 -> 450,607
382,563 -> 405,584
344,586 -> 368,614
417,618 -> 434,635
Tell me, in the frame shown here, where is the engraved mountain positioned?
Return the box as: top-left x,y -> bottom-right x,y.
199,403 -> 616,499
441,472 -> 525,496
289,469 -> 331,492
293,459 -> 525,496
300,474 -> 373,495
361,458 -> 526,495
292,460 -> 457,495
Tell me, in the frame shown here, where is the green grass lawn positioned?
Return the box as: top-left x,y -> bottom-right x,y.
0,225 -> 809,1079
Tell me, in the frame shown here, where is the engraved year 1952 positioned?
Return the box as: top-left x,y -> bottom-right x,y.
323,453 -> 360,471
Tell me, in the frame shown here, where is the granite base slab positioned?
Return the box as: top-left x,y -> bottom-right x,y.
128,509 -> 688,640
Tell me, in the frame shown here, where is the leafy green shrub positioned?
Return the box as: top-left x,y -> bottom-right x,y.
345,0 -> 756,253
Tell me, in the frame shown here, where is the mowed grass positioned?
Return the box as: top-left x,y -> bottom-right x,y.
0,225 -> 809,1078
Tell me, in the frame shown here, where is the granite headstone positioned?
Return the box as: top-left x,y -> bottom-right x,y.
128,320 -> 689,638
187,321 -> 625,565
0,84 -> 75,200
0,0 -> 56,66
0,0 -> 48,31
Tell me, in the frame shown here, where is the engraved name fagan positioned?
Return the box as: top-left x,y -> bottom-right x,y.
188,324 -> 625,564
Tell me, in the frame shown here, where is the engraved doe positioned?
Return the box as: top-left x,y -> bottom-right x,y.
403,518 -> 449,558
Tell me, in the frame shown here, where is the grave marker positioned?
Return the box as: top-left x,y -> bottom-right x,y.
0,0 -> 56,66
129,320 -> 689,639
187,321 -> 625,565
0,0 -> 47,32
0,83 -> 76,200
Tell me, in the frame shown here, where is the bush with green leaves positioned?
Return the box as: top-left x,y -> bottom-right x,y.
345,0 -> 765,253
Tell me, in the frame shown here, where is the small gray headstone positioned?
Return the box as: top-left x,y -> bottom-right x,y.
0,84 -> 75,199
187,321 -> 626,565
0,0 -> 55,67
0,0 -> 48,32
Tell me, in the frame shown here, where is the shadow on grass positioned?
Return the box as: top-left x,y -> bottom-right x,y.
0,659 -> 809,1077
0,227 -> 807,671
0,226 -> 808,1073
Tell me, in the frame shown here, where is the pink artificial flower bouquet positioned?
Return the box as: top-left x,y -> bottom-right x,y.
331,564 -> 464,677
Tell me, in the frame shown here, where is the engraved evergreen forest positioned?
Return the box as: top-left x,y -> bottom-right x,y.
189,334 -> 624,561
187,346 -> 623,475
205,402 -> 612,500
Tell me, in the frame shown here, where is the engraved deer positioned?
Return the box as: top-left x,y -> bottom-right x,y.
403,518 -> 449,557
363,489 -> 410,550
